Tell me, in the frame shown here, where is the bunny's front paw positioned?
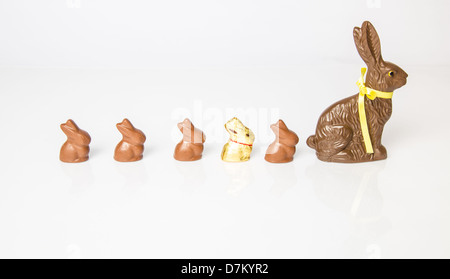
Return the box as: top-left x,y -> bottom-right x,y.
373,145 -> 387,161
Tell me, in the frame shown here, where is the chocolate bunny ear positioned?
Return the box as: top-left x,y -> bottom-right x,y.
354,21 -> 383,66
61,119 -> 91,144
271,120 -> 286,136
177,118 -> 194,135
271,120 -> 299,144
117,118 -> 134,134
60,119 -> 79,137
116,118 -> 146,143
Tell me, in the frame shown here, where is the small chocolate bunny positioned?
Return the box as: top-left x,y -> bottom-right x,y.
265,120 -> 299,163
60,119 -> 91,163
221,117 -> 255,162
114,118 -> 146,162
307,21 -> 408,163
173,118 -> 206,161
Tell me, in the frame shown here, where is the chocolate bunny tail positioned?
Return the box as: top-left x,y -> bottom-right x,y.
307,135 -> 316,150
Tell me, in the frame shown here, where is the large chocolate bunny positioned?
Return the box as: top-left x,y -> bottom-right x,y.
60,119 -> 91,163
173,118 -> 206,161
114,118 -> 146,162
307,21 -> 408,163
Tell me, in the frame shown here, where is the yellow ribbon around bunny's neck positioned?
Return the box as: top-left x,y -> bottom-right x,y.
356,68 -> 393,154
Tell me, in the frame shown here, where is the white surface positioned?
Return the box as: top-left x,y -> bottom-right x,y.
0,65 -> 449,259
0,0 -> 450,259
0,0 -> 449,68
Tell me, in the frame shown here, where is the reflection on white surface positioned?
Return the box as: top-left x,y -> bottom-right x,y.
308,161 -> 384,220
174,160 -> 206,193
115,161 -> 148,190
60,162 -> 95,193
0,67 -> 449,258
222,162 -> 254,196
265,163 -> 298,197
307,161 -> 389,258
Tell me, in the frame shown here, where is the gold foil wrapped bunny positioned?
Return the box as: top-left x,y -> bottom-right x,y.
221,117 -> 255,162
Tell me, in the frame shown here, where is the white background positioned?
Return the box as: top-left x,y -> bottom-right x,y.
0,0 -> 449,259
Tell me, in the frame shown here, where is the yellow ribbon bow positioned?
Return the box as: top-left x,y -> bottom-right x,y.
356,68 -> 393,154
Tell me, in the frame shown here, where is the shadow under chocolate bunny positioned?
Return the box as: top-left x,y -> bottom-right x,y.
306,160 -> 391,258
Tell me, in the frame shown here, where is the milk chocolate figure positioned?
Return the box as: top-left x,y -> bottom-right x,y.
60,119 -> 91,163
307,21 -> 408,163
114,118 -> 146,162
265,120 -> 299,163
174,118 -> 206,161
